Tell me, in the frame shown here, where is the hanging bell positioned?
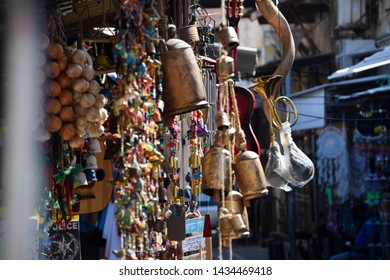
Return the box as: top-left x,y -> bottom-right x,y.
158,185 -> 168,204
219,190 -> 244,214
201,146 -> 231,196
161,39 -> 209,118
89,138 -> 102,153
219,207 -> 233,238
85,155 -> 98,169
192,182 -> 201,197
215,111 -> 230,131
216,25 -> 239,52
233,150 -> 268,204
169,155 -> 179,169
95,48 -> 110,68
145,41 -> 156,55
177,25 -> 200,46
230,213 -> 248,234
189,152 -> 202,169
215,54 -> 235,81
217,191 -> 250,241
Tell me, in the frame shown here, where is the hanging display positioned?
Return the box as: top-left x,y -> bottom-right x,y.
24,0 -> 319,261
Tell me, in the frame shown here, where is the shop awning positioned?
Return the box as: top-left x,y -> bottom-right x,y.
328,46 -> 390,80
336,85 -> 390,101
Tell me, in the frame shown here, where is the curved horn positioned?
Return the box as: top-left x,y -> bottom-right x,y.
255,0 -> 295,98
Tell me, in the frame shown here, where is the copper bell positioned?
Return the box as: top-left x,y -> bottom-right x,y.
217,26 -> 239,52
177,25 -> 200,46
201,146 -> 231,196
215,111 -> 230,130
217,191 -> 250,245
219,207 -> 233,238
161,39 -> 209,117
215,54 -> 235,81
233,150 -> 268,204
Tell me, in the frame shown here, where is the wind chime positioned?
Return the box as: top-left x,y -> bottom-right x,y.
201,0 -> 269,257
110,0 -> 169,260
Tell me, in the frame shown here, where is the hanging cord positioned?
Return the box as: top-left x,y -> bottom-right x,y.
229,79 -> 247,151
225,79 -> 234,260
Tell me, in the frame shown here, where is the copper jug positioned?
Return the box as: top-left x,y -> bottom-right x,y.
161,39 -> 209,117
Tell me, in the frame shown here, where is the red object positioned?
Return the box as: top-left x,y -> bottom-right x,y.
203,213 -> 212,238
225,0 -> 262,155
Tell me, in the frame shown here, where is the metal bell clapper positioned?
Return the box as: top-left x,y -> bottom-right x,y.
160,38 -> 209,118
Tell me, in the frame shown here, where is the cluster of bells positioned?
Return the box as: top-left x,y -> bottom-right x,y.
73,138 -> 103,189
202,110 -> 268,245
159,18 -> 269,246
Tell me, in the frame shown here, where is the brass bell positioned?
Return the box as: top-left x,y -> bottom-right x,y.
220,190 -> 245,214
216,54 -> 235,81
177,25 -> 200,46
217,191 -> 250,243
230,213 -> 248,234
233,150 -> 268,204
169,155 -> 179,169
145,41 -> 156,55
201,146 -> 231,196
219,207 -> 233,238
158,185 -> 168,203
161,39 -> 209,117
215,111 -> 230,131
189,152 -> 202,169
217,26 -> 239,52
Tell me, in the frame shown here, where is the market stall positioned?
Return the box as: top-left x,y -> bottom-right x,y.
1,0 -> 315,260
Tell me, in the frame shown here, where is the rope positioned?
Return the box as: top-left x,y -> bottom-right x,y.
228,79 -> 247,151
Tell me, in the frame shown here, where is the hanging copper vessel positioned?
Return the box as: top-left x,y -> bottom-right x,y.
161,38 -> 209,117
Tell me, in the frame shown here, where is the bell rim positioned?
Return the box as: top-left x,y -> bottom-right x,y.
162,101 -> 209,118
